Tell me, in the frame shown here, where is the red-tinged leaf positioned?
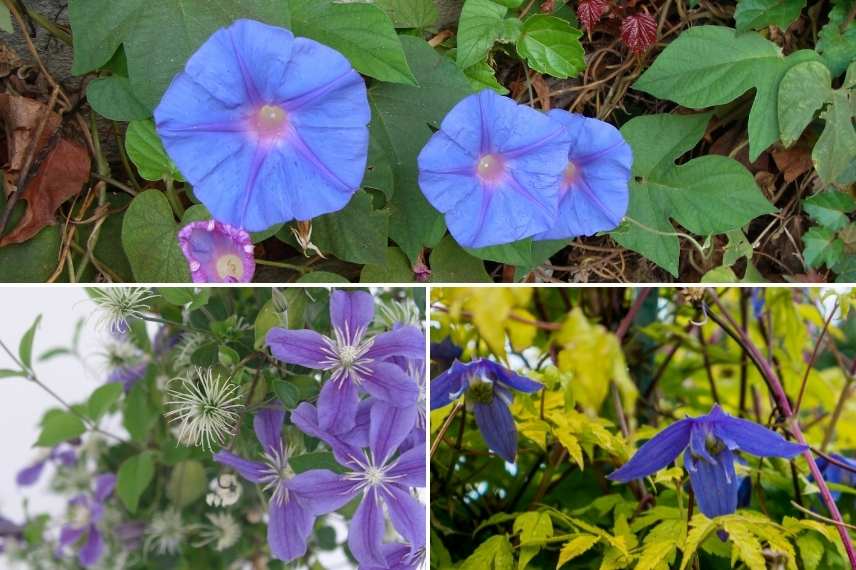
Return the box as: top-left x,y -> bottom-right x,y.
621,12 -> 657,54
577,0 -> 608,33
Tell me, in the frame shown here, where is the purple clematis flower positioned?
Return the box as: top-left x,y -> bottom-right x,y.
430,359 -> 542,463
361,543 -> 424,570
266,290 -> 422,432
155,19 -> 370,232
178,220 -> 256,283
16,444 -> 76,486
58,473 -> 115,567
417,89 -> 569,248
814,453 -> 856,501
292,400 -> 425,566
213,405 -> 352,562
108,361 -> 148,392
608,404 -> 807,518
0,515 -> 22,553
534,110 -> 631,240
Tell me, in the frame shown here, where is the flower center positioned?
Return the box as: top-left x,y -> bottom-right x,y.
705,432 -> 726,456
261,446 -> 295,505
563,161 -> 578,186
338,344 -> 360,368
253,104 -> 288,140
69,504 -> 91,527
216,254 -> 245,281
466,378 -> 495,405
364,465 -> 386,487
476,154 -> 505,183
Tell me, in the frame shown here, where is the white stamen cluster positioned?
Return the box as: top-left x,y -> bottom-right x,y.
320,324 -> 374,385
165,368 -> 242,451
206,473 -> 243,507
343,452 -> 403,497
144,508 -> 186,555
193,513 -> 241,551
375,298 -> 422,329
259,444 -> 296,506
90,287 -> 157,334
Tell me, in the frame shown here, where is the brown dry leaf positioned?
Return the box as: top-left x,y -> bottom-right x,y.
530,73 -> 552,110
0,93 -> 90,246
772,146 -> 813,183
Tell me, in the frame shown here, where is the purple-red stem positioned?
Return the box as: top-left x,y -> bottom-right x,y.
710,292 -> 856,568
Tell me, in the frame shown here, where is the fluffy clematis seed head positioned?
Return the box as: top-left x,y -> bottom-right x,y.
155,19 -> 370,232
177,220 -> 256,283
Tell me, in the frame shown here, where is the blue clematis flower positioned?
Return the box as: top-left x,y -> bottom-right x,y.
815,453 -> 856,501
608,404 -> 807,518
534,110 -> 631,240
430,359 -> 542,463
417,89 -> 569,248
155,19 -> 370,231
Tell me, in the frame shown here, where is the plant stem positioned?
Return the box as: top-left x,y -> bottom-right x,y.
708,291 -> 856,567
793,301 -> 837,417
164,178 -> 185,217
430,401 -> 464,460
255,258 -> 310,274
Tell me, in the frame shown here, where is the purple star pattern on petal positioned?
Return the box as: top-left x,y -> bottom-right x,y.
534,110 -> 632,240
417,89 -> 570,248
155,19 -> 370,232
177,220 -> 256,283
608,404 -> 806,518
429,359 -> 542,463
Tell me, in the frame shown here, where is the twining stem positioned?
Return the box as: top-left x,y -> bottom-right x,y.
793,301 -> 838,416
708,291 -> 856,567
430,401 -> 464,460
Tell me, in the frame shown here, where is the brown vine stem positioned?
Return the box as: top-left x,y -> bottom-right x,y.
430,401 -> 464,460
708,291 -> 856,568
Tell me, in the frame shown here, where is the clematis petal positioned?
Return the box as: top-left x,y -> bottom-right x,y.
607,418 -> 693,482
430,360 -> 468,409
383,485 -> 426,549
253,405 -> 285,455
362,362 -> 419,407
317,377 -> 360,432
212,451 -> 267,483
93,474 -> 116,504
177,220 -> 255,283
266,328 -> 332,369
685,448 -> 739,518
535,110 -> 631,240
366,326 -> 425,361
473,399 -> 518,463
713,409 -> 807,459
15,460 -> 46,486
78,526 -> 103,568
291,402 -> 361,465
330,290 -> 374,343
342,399 -> 372,450
369,401 -> 418,466
288,470 -> 357,514
483,360 -> 543,393
689,422 -> 717,466
58,524 -> 84,548
348,489 -> 385,565
268,497 -> 314,562
388,444 -> 427,487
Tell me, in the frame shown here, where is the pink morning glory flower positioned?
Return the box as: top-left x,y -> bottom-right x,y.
177,220 -> 255,283
155,19 -> 370,231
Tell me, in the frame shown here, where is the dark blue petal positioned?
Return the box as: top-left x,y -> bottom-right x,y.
482,360 -> 542,393
713,412 -> 807,459
607,418 -> 692,482
689,422 -> 717,465
429,360 -> 468,409
473,399 -> 517,463
685,447 -> 738,518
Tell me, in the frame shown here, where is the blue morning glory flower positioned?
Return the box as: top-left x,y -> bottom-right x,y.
155,19 -> 370,232
815,453 -> 856,501
430,359 -> 543,463
417,89 -> 569,248
534,110 -> 631,240
608,404 -> 807,518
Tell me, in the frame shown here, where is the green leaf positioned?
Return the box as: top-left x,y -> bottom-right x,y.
124,381 -> 158,443
311,191 -> 389,265
69,0 -> 291,110
86,76 -> 150,121
360,247 -> 416,282
369,36 -> 473,260
87,383 -> 124,421
734,0 -> 805,32
36,410 -> 86,447
273,380 -> 301,409
678,515 -> 718,570
817,0 -> 856,76
167,460 -> 207,507
0,225 -> 61,283
125,120 -> 183,182
803,226 -> 844,268
158,287 -> 197,306
117,451 -> 155,513
778,61 -> 833,147
191,342 -> 220,367
557,534 -> 600,568
296,271 -> 350,283
463,60 -> 510,94
19,315 -> 41,369
803,191 -> 856,230
0,369 -> 25,379
290,0 -> 416,85
291,452 -> 343,473
516,14 -> 585,79
121,190 -> 191,282
611,113 -> 775,276
456,0 -> 509,69
634,26 -> 821,160
254,300 -> 281,349
0,5 -> 12,33
701,265 -> 739,282
796,533 -> 825,569
514,512 -> 553,570
459,535 -> 514,570
813,90 -> 856,185
430,236 -> 492,282
372,0 -> 438,28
